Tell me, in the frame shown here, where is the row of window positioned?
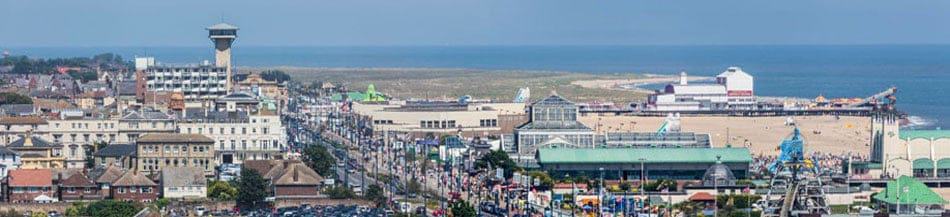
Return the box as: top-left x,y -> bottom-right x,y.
116,186 -> 153,194
479,119 -> 498,127
140,145 -> 211,154
217,139 -> 281,150
52,122 -> 116,130
420,120 -> 456,129
181,126 -> 270,135
373,120 -> 394,125
140,158 -> 211,171
10,187 -> 50,193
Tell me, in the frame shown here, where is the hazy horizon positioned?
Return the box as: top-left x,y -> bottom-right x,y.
3,0 -> 950,47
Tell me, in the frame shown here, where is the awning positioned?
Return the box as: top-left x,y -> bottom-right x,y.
913,158 -> 934,170
937,158 -> 950,169
34,194 -> 55,202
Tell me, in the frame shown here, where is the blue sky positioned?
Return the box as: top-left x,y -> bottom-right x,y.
2,0 -> 950,46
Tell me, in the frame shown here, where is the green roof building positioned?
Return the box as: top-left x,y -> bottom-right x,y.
330,84 -> 387,102
536,147 -> 752,180
873,176 -> 947,214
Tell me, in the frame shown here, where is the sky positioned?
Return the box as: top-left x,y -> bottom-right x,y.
2,0 -> 950,46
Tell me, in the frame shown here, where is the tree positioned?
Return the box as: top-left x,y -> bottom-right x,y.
260,70 -> 292,83
450,200 -> 476,217
0,92 -> 32,105
83,200 -> 140,217
526,171 -> 554,190
303,145 -> 335,177
29,212 -> 46,217
86,141 -> 108,168
207,180 -> 239,200
68,71 -> 98,82
153,198 -> 170,210
363,184 -> 387,207
235,168 -> 269,210
324,185 -> 356,199
65,205 -> 81,217
475,150 -> 519,178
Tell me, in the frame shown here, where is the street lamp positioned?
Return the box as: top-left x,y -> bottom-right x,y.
567,173 -> 575,217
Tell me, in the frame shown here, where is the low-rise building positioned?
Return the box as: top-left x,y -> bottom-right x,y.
136,133 -> 215,176
59,173 -> 102,201
7,169 -> 55,203
178,110 -> 285,164
244,160 -> 324,199
352,100 -> 526,138
7,135 -> 65,169
160,167 -> 206,199
93,144 -> 137,169
111,171 -> 158,203
0,146 -> 21,178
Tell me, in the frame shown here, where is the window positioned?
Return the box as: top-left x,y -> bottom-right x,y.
67,187 -> 76,193
263,128 -> 268,134
242,128 -> 247,134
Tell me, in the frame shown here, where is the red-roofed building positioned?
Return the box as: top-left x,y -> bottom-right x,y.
6,169 -> 55,203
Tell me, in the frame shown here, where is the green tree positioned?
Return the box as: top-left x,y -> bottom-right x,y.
85,141 -> 108,168
0,92 -> 32,105
65,205 -> 81,217
68,71 -> 98,82
260,70 -> 292,83
83,200 -> 140,217
153,198 -> 170,209
450,200 -> 476,217
29,212 -> 46,217
475,150 -> 520,178
526,171 -> 554,190
235,168 -> 269,210
324,185 -> 356,199
363,184 -> 387,207
303,145 -> 335,177
207,180 -> 239,200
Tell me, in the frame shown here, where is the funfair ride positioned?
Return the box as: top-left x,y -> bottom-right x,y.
762,128 -> 830,217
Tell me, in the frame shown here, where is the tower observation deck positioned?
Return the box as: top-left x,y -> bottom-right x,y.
206,23 -> 238,92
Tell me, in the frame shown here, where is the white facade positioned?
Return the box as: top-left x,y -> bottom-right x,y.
177,114 -> 286,164
162,186 -> 207,199
143,66 -> 229,101
649,67 -> 756,111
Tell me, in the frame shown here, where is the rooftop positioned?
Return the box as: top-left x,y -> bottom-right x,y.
207,23 -> 239,30
537,147 -> 752,164
873,176 -> 947,205
900,130 -> 950,140
94,144 -> 136,157
161,167 -> 206,187
9,169 -> 52,187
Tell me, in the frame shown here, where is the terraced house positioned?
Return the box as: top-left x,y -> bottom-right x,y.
136,133 -> 215,176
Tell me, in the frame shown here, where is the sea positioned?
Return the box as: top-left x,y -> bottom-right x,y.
5,45 -> 950,129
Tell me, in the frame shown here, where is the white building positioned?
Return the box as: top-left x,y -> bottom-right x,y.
143,65 -> 229,101
648,67 -> 755,111
160,167 -> 207,199
178,110 -> 286,164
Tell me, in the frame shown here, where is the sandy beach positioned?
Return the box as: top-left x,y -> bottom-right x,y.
578,115 -> 872,156
570,74 -> 711,94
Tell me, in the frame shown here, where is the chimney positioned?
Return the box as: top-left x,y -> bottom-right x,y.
292,165 -> 299,182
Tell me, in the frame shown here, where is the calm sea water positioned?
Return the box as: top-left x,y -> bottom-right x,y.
6,45 -> 950,129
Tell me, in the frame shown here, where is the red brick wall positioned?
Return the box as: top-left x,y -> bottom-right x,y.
274,185 -> 319,197
60,187 -> 103,201
111,186 -> 157,202
8,187 -> 54,203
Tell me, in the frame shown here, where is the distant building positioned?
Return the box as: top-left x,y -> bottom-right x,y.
536,147 -> 751,180
93,144 -> 136,169
137,23 -> 238,102
7,168 -> 55,203
135,133 -> 216,176
178,110 -> 286,164
648,67 -> 755,111
512,94 -> 595,163
160,167 -> 207,199
110,170 -> 158,203
0,146 -> 20,178
857,114 -> 950,179
352,100 -> 526,138
243,160 -> 325,199
7,135 -> 65,169
59,172 -> 102,202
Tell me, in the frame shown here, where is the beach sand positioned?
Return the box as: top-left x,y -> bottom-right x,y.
570,74 -> 710,94
578,115 -> 872,156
